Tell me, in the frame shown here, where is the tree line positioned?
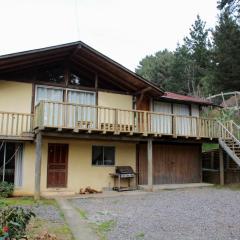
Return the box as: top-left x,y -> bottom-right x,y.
136,0 -> 240,97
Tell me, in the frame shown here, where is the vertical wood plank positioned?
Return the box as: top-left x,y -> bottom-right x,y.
147,139 -> 153,190
219,147 -> 224,185
34,132 -> 42,200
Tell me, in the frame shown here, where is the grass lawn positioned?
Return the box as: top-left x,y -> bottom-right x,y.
0,197 -> 73,240
202,143 -> 219,152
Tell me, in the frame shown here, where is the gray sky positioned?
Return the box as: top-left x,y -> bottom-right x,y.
0,0 -> 218,71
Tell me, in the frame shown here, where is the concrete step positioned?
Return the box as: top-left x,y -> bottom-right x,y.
41,189 -> 76,198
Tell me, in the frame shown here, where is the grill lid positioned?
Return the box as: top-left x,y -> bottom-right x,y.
116,166 -> 134,174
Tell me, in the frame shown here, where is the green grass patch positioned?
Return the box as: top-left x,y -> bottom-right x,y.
0,197 -> 57,206
136,232 -> 145,239
213,183 -> 240,190
202,143 -> 219,152
27,218 -> 74,240
77,208 -> 88,219
92,220 -> 116,240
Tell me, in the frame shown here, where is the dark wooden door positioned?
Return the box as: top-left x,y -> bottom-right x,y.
137,143 -> 148,185
137,143 -> 201,185
47,144 -> 68,188
153,144 -> 201,184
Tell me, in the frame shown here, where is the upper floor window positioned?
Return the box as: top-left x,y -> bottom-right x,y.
69,70 -> 95,88
37,65 -> 64,84
35,86 -> 64,105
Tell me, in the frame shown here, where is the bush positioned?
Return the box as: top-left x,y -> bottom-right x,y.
0,181 -> 14,198
0,203 -> 35,239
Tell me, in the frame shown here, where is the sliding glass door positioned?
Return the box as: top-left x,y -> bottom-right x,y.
67,90 -> 96,128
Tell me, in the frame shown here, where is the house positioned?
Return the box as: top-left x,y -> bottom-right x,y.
0,41 -> 235,199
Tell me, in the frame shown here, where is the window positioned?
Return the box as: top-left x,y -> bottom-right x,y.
92,146 -> 115,166
69,70 -> 95,87
0,142 -> 23,187
35,86 -> 64,105
37,65 -> 64,84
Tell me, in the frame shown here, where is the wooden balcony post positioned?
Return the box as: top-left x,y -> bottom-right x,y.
34,132 -> 42,200
219,147 -> 224,185
173,115 -> 177,138
143,112 -> 147,136
147,139 -> 153,190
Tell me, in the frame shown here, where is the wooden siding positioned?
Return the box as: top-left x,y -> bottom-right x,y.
138,143 -> 201,184
137,143 -> 148,185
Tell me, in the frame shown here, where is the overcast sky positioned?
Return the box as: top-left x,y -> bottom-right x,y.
0,0 -> 218,71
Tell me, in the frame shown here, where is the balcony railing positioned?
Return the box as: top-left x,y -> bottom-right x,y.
0,111 -> 33,138
34,100 -> 228,139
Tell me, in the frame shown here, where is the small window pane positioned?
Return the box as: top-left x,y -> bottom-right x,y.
70,70 -> 95,87
103,147 -> 115,165
92,146 -> 103,165
37,65 -> 64,84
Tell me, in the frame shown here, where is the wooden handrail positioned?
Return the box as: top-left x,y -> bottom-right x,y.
37,100 -> 216,120
0,112 -> 33,137
34,100 -> 221,139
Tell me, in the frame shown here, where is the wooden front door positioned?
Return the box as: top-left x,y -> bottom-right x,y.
47,144 -> 68,188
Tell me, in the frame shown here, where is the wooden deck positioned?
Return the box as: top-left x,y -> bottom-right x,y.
0,100 -> 232,140
33,100 -> 227,140
0,111 -> 34,140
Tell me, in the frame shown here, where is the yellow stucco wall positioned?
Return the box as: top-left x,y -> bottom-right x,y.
98,91 -> 133,110
0,80 -> 32,113
14,142 -> 35,196
15,138 -> 136,195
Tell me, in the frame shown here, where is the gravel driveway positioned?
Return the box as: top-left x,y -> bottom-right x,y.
71,188 -> 240,240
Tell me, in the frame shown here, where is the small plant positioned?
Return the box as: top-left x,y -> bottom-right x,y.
0,203 -> 35,239
0,182 -> 14,198
136,232 -> 145,239
0,225 -> 9,239
93,220 -> 116,240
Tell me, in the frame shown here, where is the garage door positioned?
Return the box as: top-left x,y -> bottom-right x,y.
138,143 -> 201,184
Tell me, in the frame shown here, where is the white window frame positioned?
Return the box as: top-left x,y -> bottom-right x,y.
35,85 -> 65,106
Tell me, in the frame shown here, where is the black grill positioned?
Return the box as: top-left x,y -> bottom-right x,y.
110,166 -> 137,191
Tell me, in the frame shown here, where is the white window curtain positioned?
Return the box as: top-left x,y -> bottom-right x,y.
152,101 -> 172,134
67,90 -> 96,128
35,86 -> 64,127
173,104 -> 191,136
191,104 -> 199,136
14,144 -> 23,187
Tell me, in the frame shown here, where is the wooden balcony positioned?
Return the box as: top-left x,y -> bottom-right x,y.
0,111 -> 34,140
34,100 -> 225,140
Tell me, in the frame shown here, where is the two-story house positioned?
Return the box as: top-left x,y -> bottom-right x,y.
0,41 -> 230,198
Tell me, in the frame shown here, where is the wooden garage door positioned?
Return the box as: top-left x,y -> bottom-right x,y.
47,144 -> 68,188
138,143 -> 201,184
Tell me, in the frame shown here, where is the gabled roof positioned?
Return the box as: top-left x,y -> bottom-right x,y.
0,41 -> 164,97
161,92 -> 213,106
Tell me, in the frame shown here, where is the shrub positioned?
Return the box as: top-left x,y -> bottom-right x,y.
0,203 -> 35,239
0,181 -> 14,198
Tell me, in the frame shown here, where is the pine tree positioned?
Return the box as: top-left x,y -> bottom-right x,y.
212,10 -> 240,92
173,15 -> 212,96
135,49 -> 175,89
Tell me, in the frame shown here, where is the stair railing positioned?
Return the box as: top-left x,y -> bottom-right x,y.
230,121 -> 240,140
218,121 -> 240,151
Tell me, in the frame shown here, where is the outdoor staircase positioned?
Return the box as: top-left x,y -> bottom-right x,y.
218,121 -> 240,167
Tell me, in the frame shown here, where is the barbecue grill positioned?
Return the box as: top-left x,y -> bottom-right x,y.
110,166 -> 137,191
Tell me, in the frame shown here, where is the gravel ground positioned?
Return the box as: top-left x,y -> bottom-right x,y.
21,204 -> 65,224
31,205 -> 65,223
71,188 -> 240,240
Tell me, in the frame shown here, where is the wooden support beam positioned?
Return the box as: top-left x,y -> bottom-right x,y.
147,139 -> 153,190
34,132 -> 42,200
135,87 -> 152,95
219,147 -> 224,185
